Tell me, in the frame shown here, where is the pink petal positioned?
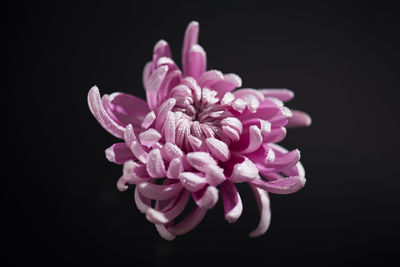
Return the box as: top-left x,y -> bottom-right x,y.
222,126 -> 240,142
157,69 -> 182,105
87,86 -> 125,139
186,152 -> 217,172
220,117 -> 243,134
198,70 -> 224,87
145,65 -> 169,110
146,208 -> 169,224
122,160 -> 150,184
155,98 -> 176,131
124,125 -> 148,164
258,89 -> 294,102
220,92 -> 235,105
204,165 -> 226,186
192,186 -> 219,209
249,185 -> 271,237
137,181 -> 183,200
142,61 -> 152,89
134,187 -> 151,213
220,180 -> 243,223
232,125 -> 263,154
146,149 -> 166,178
250,176 -> 306,194
233,89 -> 265,102
182,21 -> 199,77
179,172 -> 207,192
167,158 -> 182,179
262,126 -> 287,143
205,137 -> 231,162
155,224 -> 176,241
168,207 -> 207,236
103,92 -> 150,130
286,110 -> 312,128
162,142 -> 184,161
185,44 -> 206,79
105,142 -> 135,164
231,98 -> 247,113
181,77 -> 202,102
209,74 -> 242,97
139,128 -> 162,148
141,111 -> 156,129
230,157 -> 259,183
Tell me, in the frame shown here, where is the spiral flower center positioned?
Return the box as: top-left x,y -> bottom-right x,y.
153,79 -> 242,156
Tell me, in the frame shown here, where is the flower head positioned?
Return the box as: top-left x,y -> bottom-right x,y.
88,21 -> 311,240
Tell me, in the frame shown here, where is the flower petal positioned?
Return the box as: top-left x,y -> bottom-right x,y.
168,207 -> 207,236
155,224 -> 176,241
249,185 -> 271,237
250,176 -> 306,194
166,158 -> 182,179
141,111 -> 156,129
139,128 -> 162,148
179,172 -> 207,192
134,187 -> 151,213
104,92 -> 150,130
204,165 -> 226,186
105,142 -> 135,164
230,156 -> 259,183
88,86 -> 125,138
286,110 -> 312,128
182,21 -> 199,77
232,125 -> 263,154
186,152 -> 217,172
137,181 -> 183,200
192,186 -> 219,209
185,44 -> 206,79
145,65 -> 169,110
258,89 -> 294,102
146,149 -> 166,178
205,137 -> 231,162
198,70 -> 224,87
209,74 -> 242,97
220,180 -> 243,223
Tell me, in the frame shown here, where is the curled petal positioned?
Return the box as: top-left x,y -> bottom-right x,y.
88,86 -> 125,138
155,224 -> 176,241
220,180 -> 243,223
250,176 -> 306,194
104,92 -> 150,130
204,165 -> 226,186
220,92 -> 235,105
232,125 -> 263,154
134,187 -> 151,213
155,98 -> 176,130
249,185 -> 271,238
167,158 -> 182,179
286,110 -> 312,128
182,21 -> 199,77
138,181 -> 183,200
192,186 -> 219,209
141,111 -> 156,129
146,208 -> 169,224
139,129 -> 162,148
233,89 -> 265,102
209,73 -> 242,97
185,44 -> 206,79
146,66 -> 169,110
205,137 -> 231,162
168,207 -> 207,236
105,142 -> 135,164
146,149 -> 166,178
122,160 -> 150,185
179,172 -> 207,192
220,117 -> 243,134
186,152 -> 217,172
198,70 -> 224,87
230,157 -> 259,183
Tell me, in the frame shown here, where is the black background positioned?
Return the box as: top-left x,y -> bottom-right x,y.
6,1 -> 400,265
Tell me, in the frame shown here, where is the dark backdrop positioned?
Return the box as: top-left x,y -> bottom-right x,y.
6,1 -> 400,265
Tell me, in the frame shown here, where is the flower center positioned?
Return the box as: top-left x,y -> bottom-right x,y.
155,80 -> 241,154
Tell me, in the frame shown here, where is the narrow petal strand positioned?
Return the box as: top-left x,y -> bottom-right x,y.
221,180 -> 243,223
249,185 -> 271,238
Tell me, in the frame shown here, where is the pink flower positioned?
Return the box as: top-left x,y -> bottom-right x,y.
88,21 -> 311,240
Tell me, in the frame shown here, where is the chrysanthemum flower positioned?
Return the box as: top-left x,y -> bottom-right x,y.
88,21 -> 311,240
